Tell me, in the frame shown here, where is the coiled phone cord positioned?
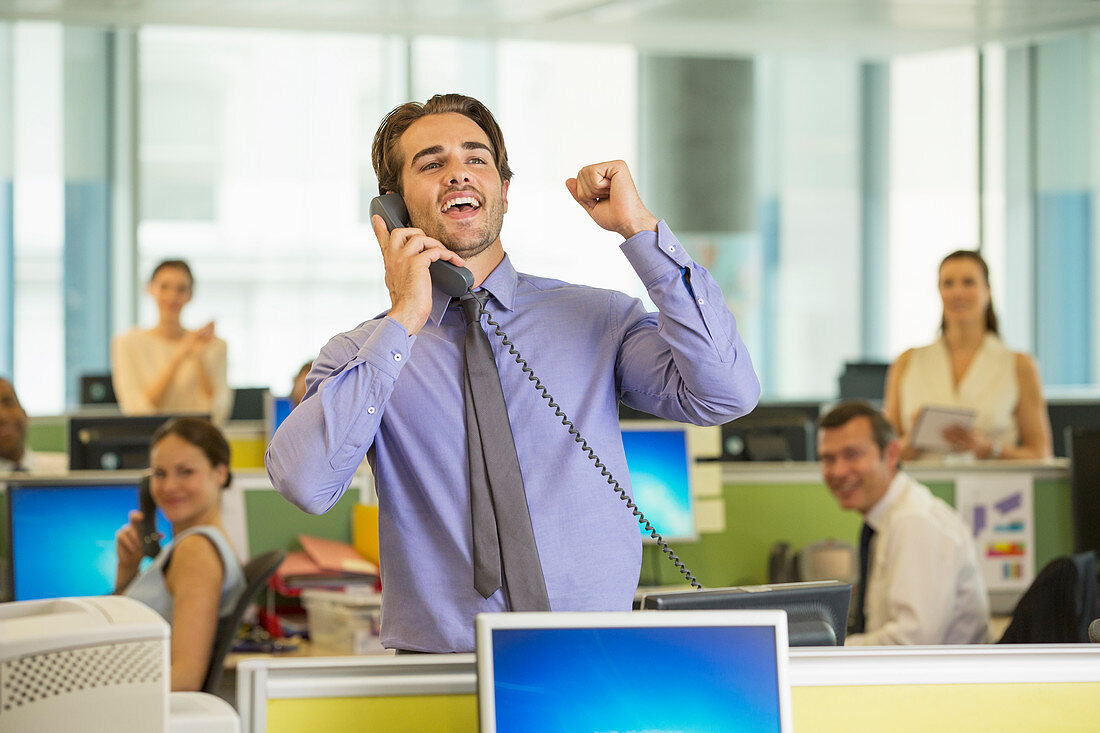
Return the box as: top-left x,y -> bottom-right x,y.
480,302 -> 703,591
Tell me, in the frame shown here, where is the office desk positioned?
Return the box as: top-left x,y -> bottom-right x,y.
236,644 -> 1100,733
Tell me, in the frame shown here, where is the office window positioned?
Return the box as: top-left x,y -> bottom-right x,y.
139,31 -> 637,397
887,48 -> 980,359
139,27 -> 407,396
11,23 -> 65,415
495,40 -> 639,295
756,56 -> 863,398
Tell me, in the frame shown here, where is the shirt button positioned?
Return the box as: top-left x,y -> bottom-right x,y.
367,406 -> 376,415
393,352 -> 402,362
668,245 -> 676,252
697,298 -> 705,305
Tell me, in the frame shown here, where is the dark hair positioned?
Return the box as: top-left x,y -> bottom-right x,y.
152,417 -> 232,489
371,93 -> 513,196
818,401 -> 897,455
938,250 -> 999,335
149,259 -> 194,289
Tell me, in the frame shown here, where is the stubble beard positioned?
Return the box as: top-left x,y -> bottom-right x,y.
411,191 -> 505,261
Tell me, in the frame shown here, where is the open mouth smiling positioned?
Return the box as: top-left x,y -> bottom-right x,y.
441,195 -> 481,215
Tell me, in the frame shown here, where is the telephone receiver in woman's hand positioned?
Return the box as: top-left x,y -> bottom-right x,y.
369,194 -> 474,298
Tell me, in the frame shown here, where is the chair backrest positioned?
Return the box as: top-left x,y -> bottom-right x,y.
999,551 -> 1098,644
1068,428 -> 1100,556
202,548 -> 287,693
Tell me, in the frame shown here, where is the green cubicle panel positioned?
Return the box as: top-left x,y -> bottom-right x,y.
244,488 -> 360,556
641,470 -> 1075,589
26,416 -> 68,453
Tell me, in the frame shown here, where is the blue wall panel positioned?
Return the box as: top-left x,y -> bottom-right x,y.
64,180 -> 111,406
1036,191 -> 1092,385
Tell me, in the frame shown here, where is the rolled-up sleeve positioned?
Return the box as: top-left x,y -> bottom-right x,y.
266,317 -> 414,514
616,220 -> 760,425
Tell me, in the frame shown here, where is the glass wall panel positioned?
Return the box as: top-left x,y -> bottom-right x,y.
12,23 -> 64,414
887,48 -> 980,360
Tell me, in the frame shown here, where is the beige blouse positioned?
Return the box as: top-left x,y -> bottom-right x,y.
111,328 -> 232,425
899,333 -> 1019,452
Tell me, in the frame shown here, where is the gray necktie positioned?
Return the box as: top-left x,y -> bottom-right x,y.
460,290 -> 550,611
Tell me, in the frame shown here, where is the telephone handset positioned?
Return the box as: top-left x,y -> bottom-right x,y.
369,193 -> 474,297
367,194 -> 701,589
138,474 -> 162,558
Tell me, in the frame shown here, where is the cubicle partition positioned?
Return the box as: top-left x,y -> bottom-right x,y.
641,460 -> 1074,614
237,645 -> 1100,733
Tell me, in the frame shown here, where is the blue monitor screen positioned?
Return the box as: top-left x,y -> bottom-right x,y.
269,396 -> 293,439
8,482 -> 171,601
621,426 -> 695,540
490,624 -> 782,733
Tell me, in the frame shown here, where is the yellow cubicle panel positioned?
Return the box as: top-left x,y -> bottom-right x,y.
266,695 -> 477,733
793,682 -> 1100,732
259,682 -> 1100,732
229,436 -> 267,469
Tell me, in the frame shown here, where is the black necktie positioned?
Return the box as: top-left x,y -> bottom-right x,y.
460,291 -> 550,611
853,522 -> 876,634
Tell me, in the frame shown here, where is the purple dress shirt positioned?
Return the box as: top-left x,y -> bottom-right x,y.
266,220 -> 760,652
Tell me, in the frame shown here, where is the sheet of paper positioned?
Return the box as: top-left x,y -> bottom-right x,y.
911,405 -> 977,452
955,474 -> 1035,592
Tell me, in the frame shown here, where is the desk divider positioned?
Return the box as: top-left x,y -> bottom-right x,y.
237,645 -> 1100,733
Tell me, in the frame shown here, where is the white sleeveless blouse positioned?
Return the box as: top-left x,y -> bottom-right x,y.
899,334 -> 1019,452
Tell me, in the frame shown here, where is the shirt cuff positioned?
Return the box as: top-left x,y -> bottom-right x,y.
620,219 -> 692,285
353,316 -> 416,379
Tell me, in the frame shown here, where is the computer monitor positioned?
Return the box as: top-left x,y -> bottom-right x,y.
79,373 -> 117,406
1049,400 -> 1100,457
476,610 -> 793,733
265,394 -> 294,441
5,476 -> 172,601
68,413 -> 206,471
640,580 -> 852,646
720,406 -> 817,461
229,387 -> 269,422
620,421 -> 695,542
837,361 -> 890,402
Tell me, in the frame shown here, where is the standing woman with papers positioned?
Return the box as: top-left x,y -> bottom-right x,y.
112,259 -> 232,424
883,250 -> 1053,460
114,417 -> 245,691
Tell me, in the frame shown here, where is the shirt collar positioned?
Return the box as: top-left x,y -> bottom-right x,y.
864,471 -> 907,531
427,253 -> 519,326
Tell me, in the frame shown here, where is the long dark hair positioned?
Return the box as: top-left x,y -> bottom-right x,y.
151,417 -> 232,489
938,250 -> 999,335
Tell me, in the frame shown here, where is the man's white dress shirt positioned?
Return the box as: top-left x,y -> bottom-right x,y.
847,471 -> 991,645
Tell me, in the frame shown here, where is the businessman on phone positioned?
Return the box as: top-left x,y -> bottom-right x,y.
267,93 -> 760,653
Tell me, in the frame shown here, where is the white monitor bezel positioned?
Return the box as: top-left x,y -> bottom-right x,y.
476,609 -> 793,733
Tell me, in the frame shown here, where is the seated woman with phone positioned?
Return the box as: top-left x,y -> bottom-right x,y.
114,417 -> 245,691
883,250 -> 1053,460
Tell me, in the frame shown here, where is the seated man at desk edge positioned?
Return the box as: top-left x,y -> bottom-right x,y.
818,401 -> 990,645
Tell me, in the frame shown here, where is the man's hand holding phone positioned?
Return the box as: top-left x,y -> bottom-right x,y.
566,160 -> 659,240
370,214 -> 467,337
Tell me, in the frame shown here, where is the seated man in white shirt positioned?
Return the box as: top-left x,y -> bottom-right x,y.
818,401 -> 990,645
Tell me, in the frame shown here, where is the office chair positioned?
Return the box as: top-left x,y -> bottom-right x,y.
998,551 -> 1098,644
201,548 -> 287,694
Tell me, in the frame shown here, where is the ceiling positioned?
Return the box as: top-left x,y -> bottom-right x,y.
2,0 -> 1100,57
